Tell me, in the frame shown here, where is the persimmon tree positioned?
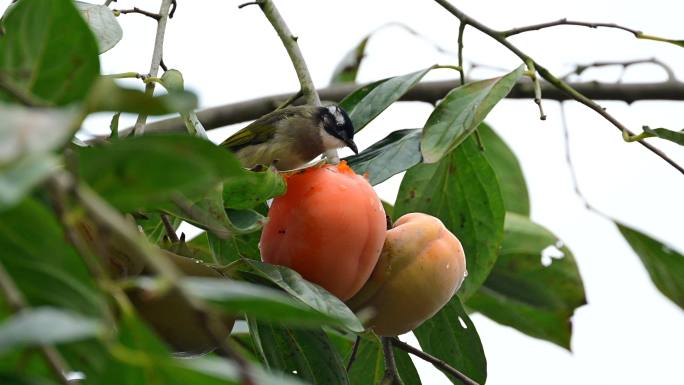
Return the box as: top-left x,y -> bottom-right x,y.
0,1 -> 682,385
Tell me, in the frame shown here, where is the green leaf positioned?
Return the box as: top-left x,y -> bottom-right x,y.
340,68 -> 432,132
249,320 -> 350,385
208,231 -> 261,264
170,185 -> 234,239
617,223 -> 684,309
642,127 -> 684,146
0,198 -> 107,317
330,36 -> 370,84
76,134 -> 244,212
0,0 -> 99,105
0,307 -> 102,354
0,154 -> 59,211
0,373 -> 60,385
242,260 -> 364,333
86,78 -> 198,115
223,167 -> 285,209
467,213 -> 586,349
345,129 -> 422,185
76,1 -> 122,54
421,65 -> 525,163
179,277 -> 349,327
0,105 -> 79,166
414,296 -> 487,385
477,123 -> 530,216
394,136 -> 505,298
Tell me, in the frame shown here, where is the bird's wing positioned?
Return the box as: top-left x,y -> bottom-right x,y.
220,108 -> 300,151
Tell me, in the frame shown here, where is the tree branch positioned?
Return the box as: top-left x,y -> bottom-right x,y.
132,0 -> 173,135
380,337 -> 404,385
0,262 -> 76,385
390,337 -> 479,385
113,7 -> 160,20
106,79 -> 684,139
254,0 -> 320,106
432,0 -> 684,175
501,18 -> 642,37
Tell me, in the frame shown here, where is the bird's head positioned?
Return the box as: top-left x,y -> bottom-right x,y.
318,105 -> 358,154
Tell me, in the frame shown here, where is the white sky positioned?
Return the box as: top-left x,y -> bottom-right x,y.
5,0 -> 683,384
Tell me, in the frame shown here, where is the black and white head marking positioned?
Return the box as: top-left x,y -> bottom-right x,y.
318,105 -> 358,154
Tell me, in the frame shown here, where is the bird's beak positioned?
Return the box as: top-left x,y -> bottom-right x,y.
344,138 -> 359,154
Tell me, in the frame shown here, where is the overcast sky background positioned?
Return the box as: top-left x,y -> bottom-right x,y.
4,0 -> 683,384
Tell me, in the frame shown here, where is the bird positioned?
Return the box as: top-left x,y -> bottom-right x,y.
220,104 -> 358,170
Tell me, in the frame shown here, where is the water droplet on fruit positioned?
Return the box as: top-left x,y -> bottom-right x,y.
463,269 -> 469,277
445,263 -> 450,270
338,184 -> 348,191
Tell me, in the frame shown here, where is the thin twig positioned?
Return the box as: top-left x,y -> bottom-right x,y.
104,0 -> 116,6
133,0 -> 174,135
104,79 -> 684,139
160,213 -> 179,243
433,0 -> 684,176
501,18 -> 642,37
563,58 -> 677,82
381,337 -> 405,385
275,89 -> 304,110
113,7 -> 160,20
346,335 -> 361,372
0,262 -> 76,385
391,337 -> 480,385
526,61 -> 547,120
457,22 -> 466,86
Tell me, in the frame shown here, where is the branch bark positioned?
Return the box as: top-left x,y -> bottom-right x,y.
109,79 -> 684,138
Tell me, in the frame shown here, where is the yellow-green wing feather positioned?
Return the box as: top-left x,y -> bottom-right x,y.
220,107 -> 303,151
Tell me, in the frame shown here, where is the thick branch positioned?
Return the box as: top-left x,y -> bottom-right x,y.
109,79 -> 684,137
433,0 -> 684,175
390,338 -> 479,385
133,0 -> 173,135
256,0 -> 320,106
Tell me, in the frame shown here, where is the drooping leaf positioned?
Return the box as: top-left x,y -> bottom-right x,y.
477,123 -> 530,216
207,231 -> 261,264
0,308 -> 103,354
0,105 -> 79,166
86,78 -> 198,115
76,1 -> 122,54
178,277 -> 350,327
467,213 -> 586,349
617,223 -> 684,309
414,296 -> 487,385
394,136 -> 505,298
241,260 -> 364,333
330,36 -> 370,84
169,184 -> 234,239
0,0 -> 99,105
345,129 -> 422,185
76,134 -> 245,212
642,127 -> 684,146
249,320 -> 350,385
0,198 -> 107,317
421,65 -> 525,163
340,68 -> 432,132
